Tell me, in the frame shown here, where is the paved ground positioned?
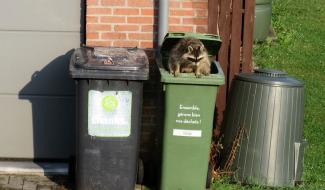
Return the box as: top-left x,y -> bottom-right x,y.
0,175 -> 71,190
0,175 -> 147,190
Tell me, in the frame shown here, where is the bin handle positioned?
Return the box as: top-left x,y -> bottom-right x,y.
72,48 -> 88,66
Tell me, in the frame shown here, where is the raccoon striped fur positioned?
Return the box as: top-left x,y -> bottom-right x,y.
168,37 -> 211,78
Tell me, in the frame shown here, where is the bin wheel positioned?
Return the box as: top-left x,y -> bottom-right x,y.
137,159 -> 144,185
206,162 -> 213,189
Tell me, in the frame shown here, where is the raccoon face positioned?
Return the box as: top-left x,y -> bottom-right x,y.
184,45 -> 205,65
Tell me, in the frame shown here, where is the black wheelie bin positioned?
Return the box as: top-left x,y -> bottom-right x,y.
70,47 -> 149,190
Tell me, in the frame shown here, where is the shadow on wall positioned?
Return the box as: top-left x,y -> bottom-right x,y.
18,50 -> 76,160
138,0 -> 161,187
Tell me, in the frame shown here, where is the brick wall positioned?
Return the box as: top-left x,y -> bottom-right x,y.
85,0 -> 209,183
86,0 -> 208,48
169,0 -> 208,33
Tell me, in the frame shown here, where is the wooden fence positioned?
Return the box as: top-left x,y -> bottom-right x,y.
208,0 -> 256,133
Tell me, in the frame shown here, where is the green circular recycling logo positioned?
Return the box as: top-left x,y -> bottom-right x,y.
102,95 -> 118,112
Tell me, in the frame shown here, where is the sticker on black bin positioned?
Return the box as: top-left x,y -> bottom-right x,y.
88,90 -> 132,137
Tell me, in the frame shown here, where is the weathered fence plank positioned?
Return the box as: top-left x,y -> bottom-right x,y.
215,0 -> 232,129
208,0 -> 255,130
242,0 -> 255,72
229,0 -> 243,90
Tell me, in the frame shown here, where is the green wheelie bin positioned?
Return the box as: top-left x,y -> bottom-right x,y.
157,33 -> 225,190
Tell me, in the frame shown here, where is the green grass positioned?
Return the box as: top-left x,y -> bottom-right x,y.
213,0 -> 325,189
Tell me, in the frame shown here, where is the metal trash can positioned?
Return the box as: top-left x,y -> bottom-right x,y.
256,0 -> 272,5
158,32 -> 225,190
70,47 -> 149,190
254,3 -> 272,41
221,69 -> 307,187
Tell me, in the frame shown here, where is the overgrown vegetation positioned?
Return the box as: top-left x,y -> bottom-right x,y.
213,0 -> 325,189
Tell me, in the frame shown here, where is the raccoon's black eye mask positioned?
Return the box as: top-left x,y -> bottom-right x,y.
187,57 -> 203,62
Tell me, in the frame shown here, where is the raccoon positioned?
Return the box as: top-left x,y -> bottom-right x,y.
168,37 -> 211,78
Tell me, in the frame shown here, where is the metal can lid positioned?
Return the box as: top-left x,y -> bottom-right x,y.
236,69 -> 304,87
254,69 -> 287,78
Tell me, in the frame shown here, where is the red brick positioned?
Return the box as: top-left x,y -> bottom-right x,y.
87,8 -> 112,15
114,8 -> 140,15
183,18 -> 208,25
101,0 -> 126,6
169,17 -> 181,24
87,32 -> 99,39
100,16 -> 126,23
141,25 -> 157,32
141,9 -> 158,16
87,16 -> 99,23
114,25 -> 139,31
169,1 -> 181,8
128,33 -> 155,40
127,17 -> 154,24
196,10 -> 208,17
140,41 -> 157,49
169,25 -> 194,32
170,9 -> 195,17
102,32 -> 127,40
87,0 -> 99,6
127,0 -> 154,7
182,1 -> 208,9
196,26 -> 208,33
87,24 -> 111,31
86,40 -> 112,47
113,40 -> 139,47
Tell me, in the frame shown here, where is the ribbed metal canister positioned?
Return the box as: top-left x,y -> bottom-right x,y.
254,3 -> 272,41
256,0 -> 272,5
221,69 -> 307,187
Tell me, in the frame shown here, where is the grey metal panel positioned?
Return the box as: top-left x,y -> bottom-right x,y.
0,31 -> 79,95
0,0 -> 81,160
0,0 -> 80,32
222,73 -> 305,187
0,95 -> 74,159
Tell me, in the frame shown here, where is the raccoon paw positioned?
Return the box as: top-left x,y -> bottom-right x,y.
195,73 -> 202,78
201,70 -> 210,76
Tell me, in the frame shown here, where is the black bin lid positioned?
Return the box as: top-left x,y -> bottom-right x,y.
70,47 -> 149,80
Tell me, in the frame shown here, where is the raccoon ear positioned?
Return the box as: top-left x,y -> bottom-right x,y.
199,45 -> 204,51
188,46 -> 193,52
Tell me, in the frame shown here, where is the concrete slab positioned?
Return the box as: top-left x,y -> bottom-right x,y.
23,181 -> 38,190
0,175 -> 9,185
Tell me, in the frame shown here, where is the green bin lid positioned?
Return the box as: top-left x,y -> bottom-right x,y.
158,60 -> 225,85
160,32 -> 222,56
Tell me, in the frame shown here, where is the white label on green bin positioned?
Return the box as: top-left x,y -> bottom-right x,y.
88,90 -> 132,137
173,129 -> 202,137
